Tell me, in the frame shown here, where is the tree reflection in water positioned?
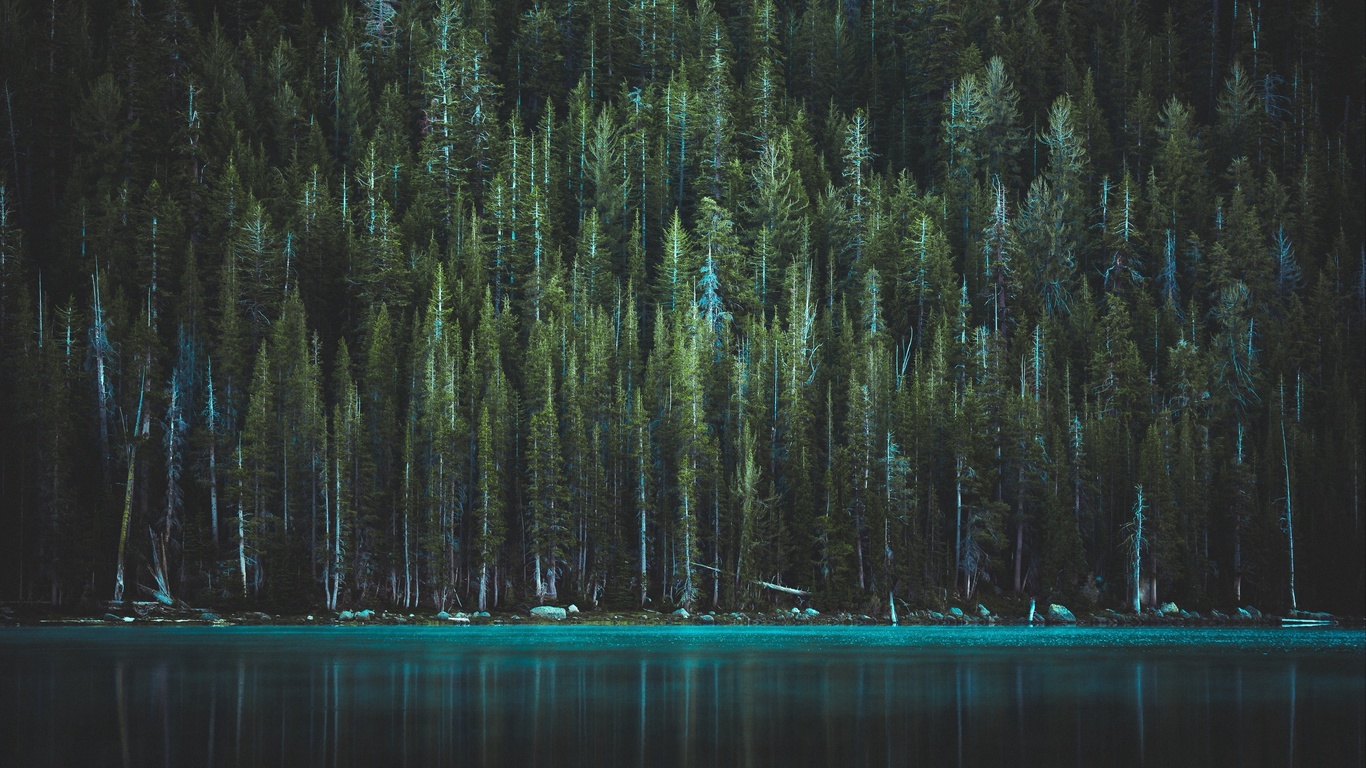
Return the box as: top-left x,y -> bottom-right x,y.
0,626 -> 1361,768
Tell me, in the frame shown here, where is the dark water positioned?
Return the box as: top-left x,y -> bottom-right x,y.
1,625 -> 1361,767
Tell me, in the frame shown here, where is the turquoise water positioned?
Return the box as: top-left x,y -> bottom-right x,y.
2,625 -> 1361,767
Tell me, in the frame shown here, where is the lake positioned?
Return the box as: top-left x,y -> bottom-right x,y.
1,625 -> 1361,767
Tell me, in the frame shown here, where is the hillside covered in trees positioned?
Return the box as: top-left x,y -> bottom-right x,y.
0,0 -> 1361,616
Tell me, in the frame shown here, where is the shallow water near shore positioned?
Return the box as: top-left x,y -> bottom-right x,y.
2,625 -> 1362,767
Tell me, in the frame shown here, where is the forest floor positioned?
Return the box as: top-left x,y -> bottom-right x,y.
2,601 -> 1359,628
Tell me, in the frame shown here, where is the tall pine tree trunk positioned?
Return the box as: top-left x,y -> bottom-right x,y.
955,456 -> 964,597
208,439 -> 219,548
113,449 -> 136,603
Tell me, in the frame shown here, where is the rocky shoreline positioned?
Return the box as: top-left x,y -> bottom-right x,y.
1,600 -> 1358,629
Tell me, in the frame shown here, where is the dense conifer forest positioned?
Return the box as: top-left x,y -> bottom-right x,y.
0,0 -> 1361,616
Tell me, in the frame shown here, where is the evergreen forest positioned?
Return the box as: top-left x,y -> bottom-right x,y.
0,0 -> 1362,617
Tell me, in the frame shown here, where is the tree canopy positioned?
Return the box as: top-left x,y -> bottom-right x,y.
0,0 -> 1361,616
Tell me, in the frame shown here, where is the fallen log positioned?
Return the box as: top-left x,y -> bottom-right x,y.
687,562 -> 811,596
1281,617 -> 1335,627
754,580 -> 810,596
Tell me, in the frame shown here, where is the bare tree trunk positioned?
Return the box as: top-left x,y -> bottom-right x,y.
683,493 -> 693,609
403,461 -> 412,609
324,457 -> 333,611
93,275 -> 112,485
1014,516 -> 1024,595
1233,530 -> 1242,604
639,466 -> 648,608
1282,416 -> 1297,611
113,450 -> 136,603
712,494 -> 720,609
534,552 -> 544,601
955,457 -> 964,597
208,439 -> 219,548
282,440 -> 289,533
112,363 -> 149,603
1014,466 -> 1025,594
333,453 -> 344,610
237,440 -> 248,599
856,521 -> 865,592
1131,486 -> 1145,613
311,454 -> 318,582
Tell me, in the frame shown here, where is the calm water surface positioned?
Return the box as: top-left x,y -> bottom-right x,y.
1,625 -> 1361,767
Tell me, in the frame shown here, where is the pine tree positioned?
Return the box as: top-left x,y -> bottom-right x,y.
414,264 -> 464,610
0,0 -> 1361,616
694,15 -> 737,204
1152,97 -> 1209,251
742,131 -> 808,313
360,303 -> 399,599
978,57 -> 1024,190
328,339 -> 361,610
420,0 -> 468,230
671,312 -> 707,608
474,382 -> 506,612
238,341 -> 274,598
655,207 -> 695,313
231,200 -> 285,339
1020,95 -> 1089,318
526,319 -> 568,600
941,70 -> 984,244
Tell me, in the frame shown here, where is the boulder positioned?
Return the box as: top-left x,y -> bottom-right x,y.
1236,607 -> 1253,620
699,614 -> 715,623
567,604 -> 580,614
355,609 -> 375,620
474,611 -> 491,618
436,611 -> 452,620
1243,606 -> 1263,620
1158,602 -> 1180,616
949,607 -> 965,617
672,608 -> 691,619
1046,604 -> 1077,624
1210,610 -> 1227,620
454,612 -> 468,619
803,607 -> 820,616
928,611 -> 945,620
977,604 -> 992,618
338,610 -> 355,621
201,612 -> 221,622
531,606 -> 568,620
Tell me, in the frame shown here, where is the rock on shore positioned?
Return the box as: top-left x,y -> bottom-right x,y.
1046,604 -> 1077,624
